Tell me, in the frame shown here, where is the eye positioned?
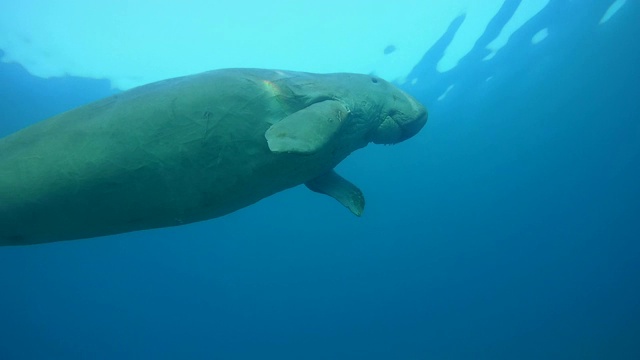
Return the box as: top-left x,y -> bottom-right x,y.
371,77 -> 379,84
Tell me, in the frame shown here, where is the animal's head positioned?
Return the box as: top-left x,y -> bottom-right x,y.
264,71 -> 427,157
334,73 -> 428,146
362,77 -> 427,144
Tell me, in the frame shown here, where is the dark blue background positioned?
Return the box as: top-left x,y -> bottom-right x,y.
1,1 -> 639,358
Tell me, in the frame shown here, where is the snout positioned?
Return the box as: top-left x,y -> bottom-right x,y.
371,91 -> 428,145
397,92 -> 428,142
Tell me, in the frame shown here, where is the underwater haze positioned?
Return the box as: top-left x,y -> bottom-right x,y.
1,1 -> 639,359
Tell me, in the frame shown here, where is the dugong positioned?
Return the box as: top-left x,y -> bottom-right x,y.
0,68 -> 427,245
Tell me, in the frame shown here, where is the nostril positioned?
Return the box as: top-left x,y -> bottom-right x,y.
371,78 -> 378,83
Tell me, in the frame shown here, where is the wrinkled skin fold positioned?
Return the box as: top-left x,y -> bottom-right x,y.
0,68 -> 427,245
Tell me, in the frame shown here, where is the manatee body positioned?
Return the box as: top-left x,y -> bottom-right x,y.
0,68 -> 427,245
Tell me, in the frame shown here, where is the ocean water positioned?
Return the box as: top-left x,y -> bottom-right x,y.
1,2 -> 639,359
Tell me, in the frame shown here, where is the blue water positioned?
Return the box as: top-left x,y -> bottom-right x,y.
1,1 -> 639,359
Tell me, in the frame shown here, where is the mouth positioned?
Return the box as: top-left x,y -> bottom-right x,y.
371,91 -> 428,145
371,106 -> 428,145
371,115 -> 403,145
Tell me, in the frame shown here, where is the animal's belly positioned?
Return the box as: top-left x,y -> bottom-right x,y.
0,156 -> 290,245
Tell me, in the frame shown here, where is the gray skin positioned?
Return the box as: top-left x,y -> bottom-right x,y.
0,68 -> 427,245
